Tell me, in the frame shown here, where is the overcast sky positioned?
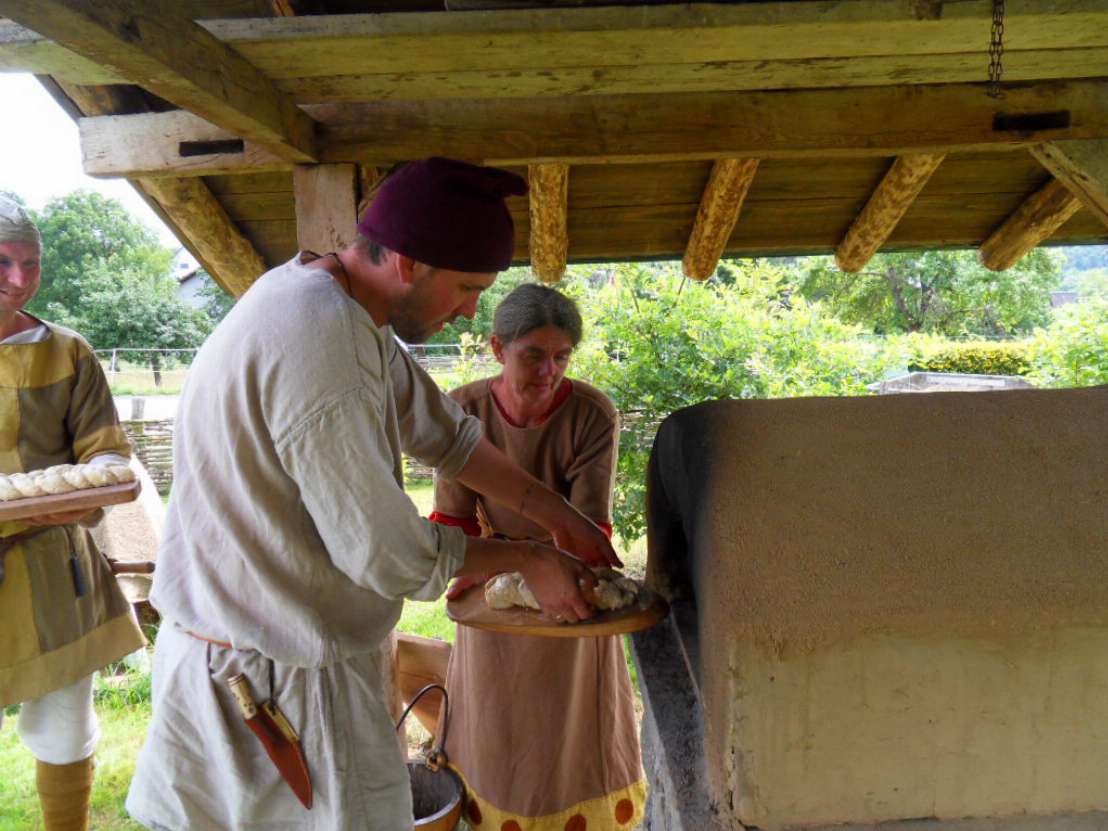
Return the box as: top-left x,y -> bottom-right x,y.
0,72 -> 183,250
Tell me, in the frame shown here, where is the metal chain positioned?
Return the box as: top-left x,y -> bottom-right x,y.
987,0 -> 1006,98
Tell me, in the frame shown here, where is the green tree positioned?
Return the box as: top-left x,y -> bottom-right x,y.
797,249 -> 1062,336
1028,298 -> 1108,388
571,260 -> 891,542
28,191 -> 172,316
52,260 -> 212,386
18,190 -> 214,383
194,268 -> 236,323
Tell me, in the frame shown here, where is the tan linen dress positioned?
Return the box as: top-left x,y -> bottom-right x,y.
435,377 -> 646,831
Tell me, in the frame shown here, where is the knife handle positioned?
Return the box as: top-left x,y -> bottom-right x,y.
228,674 -> 259,720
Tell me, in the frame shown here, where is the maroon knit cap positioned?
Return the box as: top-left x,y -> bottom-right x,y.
357,157 -> 528,273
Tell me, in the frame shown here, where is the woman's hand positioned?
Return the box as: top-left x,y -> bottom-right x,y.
518,542 -> 597,623
550,504 -> 622,569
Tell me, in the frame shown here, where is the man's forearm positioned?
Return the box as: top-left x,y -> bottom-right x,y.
456,536 -> 532,577
454,438 -> 567,530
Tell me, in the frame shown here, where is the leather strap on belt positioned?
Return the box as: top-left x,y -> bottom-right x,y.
0,526 -> 53,585
184,629 -> 233,649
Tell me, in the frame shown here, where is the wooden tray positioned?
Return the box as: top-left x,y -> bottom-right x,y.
0,480 -> 141,522
447,582 -> 669,638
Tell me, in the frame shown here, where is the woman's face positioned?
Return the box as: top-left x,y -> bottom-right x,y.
0,240 -> 41,315
492,325 -> 575,408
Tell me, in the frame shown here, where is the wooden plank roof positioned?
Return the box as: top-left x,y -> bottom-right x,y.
1,0 -> 1106,292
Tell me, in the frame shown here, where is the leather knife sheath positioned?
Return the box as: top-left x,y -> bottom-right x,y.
228,673 -> 313,810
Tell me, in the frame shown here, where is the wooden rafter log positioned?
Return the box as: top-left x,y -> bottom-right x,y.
138,177 -> 265,297
979,179 -> 1083,271
0,0 -> 317,163
293,164 -> 358,254
528,163 -> 570,283
835,153 -> 945,272
1029,140 -> 1108,228
683,158 -> 759,281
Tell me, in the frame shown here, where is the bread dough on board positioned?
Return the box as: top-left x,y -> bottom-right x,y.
0,463 -> 135,501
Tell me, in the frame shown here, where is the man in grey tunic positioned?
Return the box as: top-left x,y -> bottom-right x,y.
126,158 -> 619,830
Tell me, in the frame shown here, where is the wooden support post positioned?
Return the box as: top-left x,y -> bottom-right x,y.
834,153 -> 945,272
979,179 -> 1083,271
138,177 -> 265,297
683,158 -> 759,281
294,164 -> 359,254
1029,140 -> 1108,228
528,163 -> 570,283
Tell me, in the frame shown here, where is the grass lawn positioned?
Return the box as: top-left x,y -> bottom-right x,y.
1,704 -> 149,831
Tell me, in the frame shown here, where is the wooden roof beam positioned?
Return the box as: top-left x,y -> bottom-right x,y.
0,0 -> 317,163
74,79 -> 1108,177
81,111 -> 291,179
528,163 -> 569,284
138,177 -> 265,296
979,179 -> 1082,271
835,153 -> 945,272
1029,140 -> 1108,228
683,158 -> 759,281
199,2 -> 1108,80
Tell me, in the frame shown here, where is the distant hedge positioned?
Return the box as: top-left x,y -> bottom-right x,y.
909,341 -> 1032,376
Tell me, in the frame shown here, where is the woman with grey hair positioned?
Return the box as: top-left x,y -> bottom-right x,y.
432,282 -> 644,830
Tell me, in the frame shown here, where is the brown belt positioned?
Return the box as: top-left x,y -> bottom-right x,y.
0,527 -> 53,586
184,629 -> 233,649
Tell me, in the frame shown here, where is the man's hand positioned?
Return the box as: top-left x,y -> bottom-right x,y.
551,506 -> 622,569
445,572 -> 493,600
518,542 -> 597,624
23,508 -> 98,527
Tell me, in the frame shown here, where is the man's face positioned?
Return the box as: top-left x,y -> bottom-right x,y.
0,240 -> 42,315
390,263 -> 496,344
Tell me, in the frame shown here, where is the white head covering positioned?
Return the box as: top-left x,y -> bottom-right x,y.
0,197 -> 41,246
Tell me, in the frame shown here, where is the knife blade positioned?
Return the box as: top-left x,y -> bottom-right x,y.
228,673 -> 313,810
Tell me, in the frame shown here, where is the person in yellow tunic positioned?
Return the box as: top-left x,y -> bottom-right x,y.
432,284 -> 645,831
0,197 -> 145,831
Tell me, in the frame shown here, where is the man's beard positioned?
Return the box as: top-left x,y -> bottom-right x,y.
391,312 -> 437,344
389,275 -> 442,344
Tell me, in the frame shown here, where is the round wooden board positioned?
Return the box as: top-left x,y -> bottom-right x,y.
446,583 -> 669,638
0,480 -> 141,522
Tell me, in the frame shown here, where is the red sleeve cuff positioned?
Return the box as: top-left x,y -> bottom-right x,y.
429,511 -> 483,538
